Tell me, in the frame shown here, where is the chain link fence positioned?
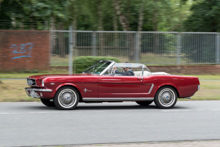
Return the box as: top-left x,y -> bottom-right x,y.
50,31 -> 220,66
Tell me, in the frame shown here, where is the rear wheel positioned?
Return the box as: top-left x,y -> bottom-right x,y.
136,101 -> 153,106
154,86 -> 177,109
40,99 -> 55,107
54,86 -> 79,110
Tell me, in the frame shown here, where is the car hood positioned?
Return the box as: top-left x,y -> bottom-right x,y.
28,73 -> 97,80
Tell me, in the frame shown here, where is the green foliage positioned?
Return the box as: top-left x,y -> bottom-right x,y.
181,0 -> 220,62
0,0 -> 193,31
0,0 -> 71,30
73,56 -> 119,73
184,0 -> 220,32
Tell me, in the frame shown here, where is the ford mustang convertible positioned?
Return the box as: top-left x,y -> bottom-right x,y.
25,60 -> 200,110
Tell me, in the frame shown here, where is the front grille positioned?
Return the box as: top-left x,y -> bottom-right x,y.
27,78 -> 36,86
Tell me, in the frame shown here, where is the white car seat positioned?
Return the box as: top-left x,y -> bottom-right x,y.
134,71 -> 151,76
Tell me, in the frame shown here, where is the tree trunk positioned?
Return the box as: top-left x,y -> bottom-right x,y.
137,0 -> 145,61
97,0 -> 104,56
97,0 -> 103,31
153,0 -> 159,54
113,12 -> 119,50
73,3 -> 78,57
29,18 -> 35,30
19,22 -> 24,30
113,0 -> 130,31
126,0 -> 131,29
11,17 -> 16,29
50,16 -> 56,57
113,0 -> 135,60
50,16 -> 55,30
113,12 -> 118,31
138,0 -> 144,32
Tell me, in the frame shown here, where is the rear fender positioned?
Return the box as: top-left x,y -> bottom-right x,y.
156,83 -> 179,97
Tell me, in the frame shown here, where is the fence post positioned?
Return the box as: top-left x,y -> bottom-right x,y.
92,31 -> 97,56
216,33 -> 220,64
176,33 -> 181,65
69,25 -> 73,74
135,32 -> 140,63
49,28 -> 52,67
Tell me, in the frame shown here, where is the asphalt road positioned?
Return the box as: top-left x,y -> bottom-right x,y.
0,101 -> 220,147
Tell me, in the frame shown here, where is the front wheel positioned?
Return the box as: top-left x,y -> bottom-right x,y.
154,86 -> 177,109
136,101 -> 153,106
54,87 -> 79,110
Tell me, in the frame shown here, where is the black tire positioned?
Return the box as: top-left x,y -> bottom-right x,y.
54,86 -> 79,110
136,101 -> 153,106
154,86 -> 177,109
40,99 -> 55,107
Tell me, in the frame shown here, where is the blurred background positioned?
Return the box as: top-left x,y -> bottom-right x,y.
0,0 -> 220,102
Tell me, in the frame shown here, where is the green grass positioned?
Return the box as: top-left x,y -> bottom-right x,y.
51,55 -> 72,66
0,80 -> 40,102
0,68 -> 68,79
177,74 -> 220,80
190,81 -> 220,100
0,79 -> 219,102
180,81 -> 220,100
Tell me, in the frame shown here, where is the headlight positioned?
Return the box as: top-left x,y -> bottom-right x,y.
42,80 -> 44,87
198,85 -> 200,91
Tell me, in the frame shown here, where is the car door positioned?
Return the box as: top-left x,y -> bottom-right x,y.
80,75 -> 99,98
99,75 -> 152,98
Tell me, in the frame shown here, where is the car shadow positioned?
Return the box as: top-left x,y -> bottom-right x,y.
22,104 -> 189,111
76,105 -> 189,110
77,105 -> 157,110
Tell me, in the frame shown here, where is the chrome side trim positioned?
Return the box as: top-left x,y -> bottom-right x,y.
25,87 -> 52,92
147,84 -> 154,94
83,97 -> 154,101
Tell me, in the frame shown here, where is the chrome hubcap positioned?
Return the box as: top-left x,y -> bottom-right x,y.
158,88 -> 175,107
58,89 -> 77,108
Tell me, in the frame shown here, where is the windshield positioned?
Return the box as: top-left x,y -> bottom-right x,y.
110,63 -> 152,76
83,60 -> 111,75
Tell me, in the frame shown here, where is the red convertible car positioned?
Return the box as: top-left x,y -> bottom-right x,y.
25,60 -> 200,110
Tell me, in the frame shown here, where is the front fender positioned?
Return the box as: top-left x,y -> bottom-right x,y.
155,83 -> 179,96
55,83 -> 82,94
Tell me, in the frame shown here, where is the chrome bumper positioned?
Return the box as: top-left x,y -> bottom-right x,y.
25,87 -> 52,98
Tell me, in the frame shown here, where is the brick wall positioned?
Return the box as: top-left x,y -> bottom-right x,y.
0,30 -> 50,72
